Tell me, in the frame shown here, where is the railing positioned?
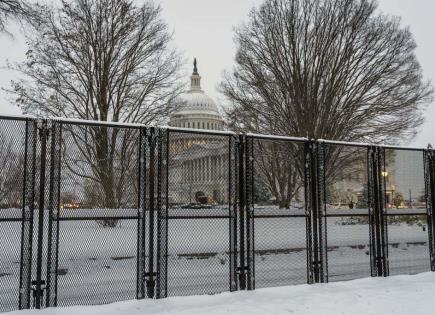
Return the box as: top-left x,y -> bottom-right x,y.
0,115 -> 434,312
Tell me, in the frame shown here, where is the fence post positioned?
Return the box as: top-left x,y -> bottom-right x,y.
378,147 -> 389,276
316,141 -> 328,283
143,126 -> 169,299
235,134 -> 255,290
45,121 -> 62,307
424,147 -> 435,271
229,134 -> 238,292
305,140 -> 327,284
245,135 -> 255,290
32,119 -> 50,309
304,141 -> 314,284
368,146 -> 388,277
237,134 -> 246,289
156,128 -> 168,299
137,127 -> 147,299
145,127 -> 156,298
18,119 -> 37,310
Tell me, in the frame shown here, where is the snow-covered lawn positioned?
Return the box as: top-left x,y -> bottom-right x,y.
5,272 -> 435,315
1,211 -> 431,310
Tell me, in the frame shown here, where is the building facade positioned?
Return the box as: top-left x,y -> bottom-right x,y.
168,59 -> 228,205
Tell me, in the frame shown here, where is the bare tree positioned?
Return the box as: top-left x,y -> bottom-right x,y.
12,0 -> 183,123
223,0 -> 432,142
10,0 -> 183,221
0,132 -> 23,207
0,0 -> 42,34
222,0 -> 433,205
254,140 -> 303,208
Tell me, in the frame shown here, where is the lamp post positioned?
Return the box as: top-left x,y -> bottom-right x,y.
381,171 -> 390,206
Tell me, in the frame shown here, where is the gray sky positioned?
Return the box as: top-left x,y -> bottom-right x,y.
0,0 -> 434,146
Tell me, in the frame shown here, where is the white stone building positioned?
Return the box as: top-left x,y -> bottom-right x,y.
167,59 -> 228,205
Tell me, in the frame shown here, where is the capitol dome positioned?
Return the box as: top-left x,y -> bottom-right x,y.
169,58 -> 224,130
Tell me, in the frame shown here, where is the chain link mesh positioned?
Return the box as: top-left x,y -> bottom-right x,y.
252,138 -> 307,288
165,130 -> 232,296
323,144 -> 371,282
0,118 -> 34,312
384,149 -> 430,275
54,123 -> 140,306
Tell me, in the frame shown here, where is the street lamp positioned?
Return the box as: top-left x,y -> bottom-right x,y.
381,171 -> 390,206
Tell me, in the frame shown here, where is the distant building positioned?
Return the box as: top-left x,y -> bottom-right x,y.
330,149 -> 424,208
167,59 -> 228,205
386,150 -> 425,205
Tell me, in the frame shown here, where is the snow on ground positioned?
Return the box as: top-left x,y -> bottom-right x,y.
6,272 -> 435,315
1,210 -> 431,310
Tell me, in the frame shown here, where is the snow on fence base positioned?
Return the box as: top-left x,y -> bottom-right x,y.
4,273 -> 435,315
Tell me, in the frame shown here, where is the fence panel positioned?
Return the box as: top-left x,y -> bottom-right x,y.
322,143 -> 371,282
0,118 -> 36,312
49,122 -> 141,306
250,137 -> 308,288
383,148 -> 431,276
164,130 -> 235,296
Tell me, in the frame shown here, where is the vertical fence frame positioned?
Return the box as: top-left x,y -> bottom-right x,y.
424,148 -> 435,270
304,141 -> 314,284
45,121 -> 62,307
156,128 -> 168,299
236,134 -> 247,289
305,140 -> 328,283
316,142 -> 328,283
143,127 -> 167,299
368,146 -> 389,277
229,134 -> 238,292
32,119 -> 51,309
245,135 -> 255,290
18,118 -> 38,310
379,147 -> 389,276
137,126 -> 147,299
235,134 -> 255,290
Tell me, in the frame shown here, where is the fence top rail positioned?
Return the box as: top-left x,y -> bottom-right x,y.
380,144 -> 425,152
53,117 -> 144,129
164,126 -> 236,136
246,132 -> 307,142
318,138 -> 426,151
318,139 -> 371,148
0,113 -> 430,150
0,114 -> 34,122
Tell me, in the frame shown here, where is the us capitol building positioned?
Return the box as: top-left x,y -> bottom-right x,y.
166,60 -> 419,209
167,59 -> 228,205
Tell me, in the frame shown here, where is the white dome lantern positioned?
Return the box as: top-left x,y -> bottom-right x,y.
169,58 -> 224,130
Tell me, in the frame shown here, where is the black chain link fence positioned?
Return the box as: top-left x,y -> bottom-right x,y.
164,130 -> 235,296
384,148 -> 431,276
0,116 -> 435,313
322,143 -> 371,282
251,137 -> 308,288
52,122 -> 141,306
0,118 -> 33,313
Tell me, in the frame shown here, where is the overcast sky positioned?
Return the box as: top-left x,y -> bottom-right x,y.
0,0 -> 433,146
